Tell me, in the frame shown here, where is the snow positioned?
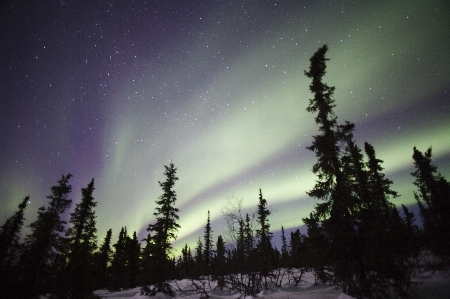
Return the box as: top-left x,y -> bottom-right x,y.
93,271 -> 344,299
336,293 -> 356,299
90,269 -> 450,299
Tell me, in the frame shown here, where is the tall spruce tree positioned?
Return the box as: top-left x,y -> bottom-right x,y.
412,147 -> 450,267
203,210 -> 214,273
61,178 -> 98,299
255,189 -> 273,289
17,174 -> 73,298
302,45 -> 419,298
142,162 -> 180,295
302,45 -> 359,294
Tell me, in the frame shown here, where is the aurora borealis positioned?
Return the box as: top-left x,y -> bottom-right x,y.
1,1 -> 449,250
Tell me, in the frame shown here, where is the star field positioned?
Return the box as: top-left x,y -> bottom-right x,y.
1,1 -> 449,250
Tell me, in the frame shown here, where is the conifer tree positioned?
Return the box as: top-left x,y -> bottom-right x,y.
213,235 -> 226,290
255,189 -> 272,250
194,237 -> 204,276
179,243 -> 194,278
233,218 -> 246,274
302,45 -> 419,298
255,189 -> 273,289
95,228 -> 113,289
61,178 -> 98,299
0,196 -> 29,271
280,226 -> 288,265
17,174 -> 73,298
203,210 -> 214,273
302,214 -> 329,284
0,196 -> 29,297
412,147 -> 450,267
139,233 -> 155,286
244,213 -> 254,262
127,231 -> 141,288
302,45 -> 358,293
110,227 -> 129,291
142,162 -> 180,295
303,46 -> 357,242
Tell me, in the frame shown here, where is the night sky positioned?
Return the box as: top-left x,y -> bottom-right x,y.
1,1 -> 449,250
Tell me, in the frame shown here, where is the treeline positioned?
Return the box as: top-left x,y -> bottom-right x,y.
1,45 -> 449,299
0,163 -> 181,298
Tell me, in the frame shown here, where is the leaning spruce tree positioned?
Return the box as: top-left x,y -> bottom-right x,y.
302,45 -> 419,298
142,162 -> 180,296
302,45 -> 359,294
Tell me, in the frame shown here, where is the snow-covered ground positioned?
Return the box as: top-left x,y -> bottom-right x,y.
93,270 -> 450,299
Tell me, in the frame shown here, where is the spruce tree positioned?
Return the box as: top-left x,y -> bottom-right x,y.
95,228 -> 113,289
62,178 -> 98,299
142,162 -> 180,295
127,231 -> 141,288
139,233 -> 155,287
287,228 -> 308,286
213,235 -> 226,290
302,45 -> 358,293
412,147 -> 450,267
0,196 -> 29,297
194,237 -> 204,276
110,227 -> 129,291
179,243 -> 194,279
280,226 -> 289,267
302,214 -> 330,284
302,45 -> 419,297
17,174 -> 73,298
0,196 -> 29,271
244,213 -> 254,262
203,210 -> 214,273
255,189 -> 273,289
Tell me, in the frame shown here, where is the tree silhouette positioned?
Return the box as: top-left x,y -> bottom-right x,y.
61,178 -> 98,298
142,162 -> 180,295
127,231 -> 141,288
17,174 -> 73,298
302,45 -> 419,298
110,227 -> 129,291
0,196 -> 29,297
95,228 -> 113,289
194,237 -> 204,276
412,147 -> 450,268
255,189 -> 273,289
0,196 -> 29,271
213,235 -> 226,290
203,210 -> 214,274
